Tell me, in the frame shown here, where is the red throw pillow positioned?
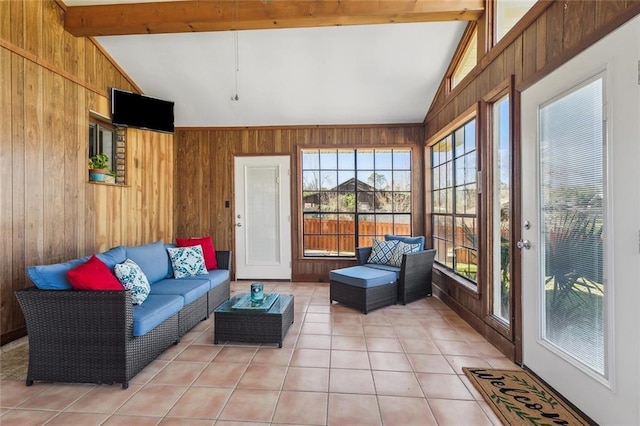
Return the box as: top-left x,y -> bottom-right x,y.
176,236 -> 217,270
66,255 -> 124,290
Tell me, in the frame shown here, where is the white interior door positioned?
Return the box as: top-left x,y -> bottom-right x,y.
520,16 -> 640,425
234,156 -> 291,280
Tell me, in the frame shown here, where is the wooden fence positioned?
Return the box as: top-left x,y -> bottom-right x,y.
303,218 -> 411,253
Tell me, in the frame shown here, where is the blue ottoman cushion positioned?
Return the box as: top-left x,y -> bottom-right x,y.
329,266 -> 397,289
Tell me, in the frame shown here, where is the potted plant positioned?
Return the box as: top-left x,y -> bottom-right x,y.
88,153 -> 111,182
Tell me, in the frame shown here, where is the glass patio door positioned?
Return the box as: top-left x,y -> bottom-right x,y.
520,15 -> 640,425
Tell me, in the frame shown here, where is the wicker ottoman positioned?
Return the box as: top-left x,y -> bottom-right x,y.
329,266 -> 398,314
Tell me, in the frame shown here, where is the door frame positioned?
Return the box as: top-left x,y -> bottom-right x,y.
233,155 -> 292,280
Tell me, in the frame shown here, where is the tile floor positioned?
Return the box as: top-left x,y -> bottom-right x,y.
0,281 -> 519,425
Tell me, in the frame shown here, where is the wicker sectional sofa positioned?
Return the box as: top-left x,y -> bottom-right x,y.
15,241 -> 231,389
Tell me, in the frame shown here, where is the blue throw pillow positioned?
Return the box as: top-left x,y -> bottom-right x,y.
27,257 -> 89,290
384,235 -> 425,252
388,241 -> 421,267
367,240 -> 399,265
95,246 -> 127,268
126,241 -> 171,284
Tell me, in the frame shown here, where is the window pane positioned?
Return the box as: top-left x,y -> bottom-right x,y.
357,149 -> 374,169
454,127 -> 465,157
465,119 -> 476,152
321,171 -> 337,190
320,150 -> 337,169
393,215 -> 411,235
493,95 -> 511,324
432,167 -> 441,191
392,170 -> 411,191
465,152 -> 477,184
337,150 -> 355,170
338,170 -> 355,187
338,192 -> 356,212
357,191 -> 374,212
358,214 -> 375,236
495,0 -> 537,42
319,192 -> 337,211
303,171 -> 320,192
540,78 -> 605,374
451,29 -> 477,87
375,214 -> 394,235
393,151 -> 411,170
302,150 -> 319,169
374,149 -> 393,169
370,171 -> 391,190
374,192 -> 393,212
393,192 -> 411,213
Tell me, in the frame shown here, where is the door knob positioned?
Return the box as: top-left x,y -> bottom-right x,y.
516,240 -> 531,250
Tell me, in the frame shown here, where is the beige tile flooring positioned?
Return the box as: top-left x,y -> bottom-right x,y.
0,281 -> 519,425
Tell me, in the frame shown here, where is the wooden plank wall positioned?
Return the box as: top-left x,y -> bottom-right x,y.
0,0 -> 175,344
174,126 -> 425,282
424,0 -> 640,359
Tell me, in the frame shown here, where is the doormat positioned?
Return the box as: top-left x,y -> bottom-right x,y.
0,342 -> 28,382
463,367 -> 591,425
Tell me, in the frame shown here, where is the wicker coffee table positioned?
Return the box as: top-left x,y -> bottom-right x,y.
213,293 -> 294,347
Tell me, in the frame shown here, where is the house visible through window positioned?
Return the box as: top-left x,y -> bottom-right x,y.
431,118 -> 478,282
301,148 -> 412,257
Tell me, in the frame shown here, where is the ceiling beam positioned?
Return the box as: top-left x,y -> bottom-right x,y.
64,0 -> 484,37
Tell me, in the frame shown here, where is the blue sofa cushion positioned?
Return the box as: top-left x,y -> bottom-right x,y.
179,269 -> 230,290
329,266 -> 396,289
132,294 -> 183,336
384,235 -> 425,251
95,246 -> 126,268
126,241 -> 171,284
27,257 -> 89,290
150,278 -> 210,305
364,263 -> 401,280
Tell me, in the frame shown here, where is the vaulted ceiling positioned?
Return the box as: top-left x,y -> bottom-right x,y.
62,1 -> 483,127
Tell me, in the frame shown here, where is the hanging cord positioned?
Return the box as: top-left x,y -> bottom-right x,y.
233,31 -> 239,101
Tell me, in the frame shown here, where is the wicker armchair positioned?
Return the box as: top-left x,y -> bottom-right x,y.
355,247 -> 436,305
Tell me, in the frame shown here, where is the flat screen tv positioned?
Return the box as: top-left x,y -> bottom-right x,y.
111,88 -> 174,133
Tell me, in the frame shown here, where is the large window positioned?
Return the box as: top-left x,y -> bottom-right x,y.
301,148 -> 412,257
431,119 -> 478,282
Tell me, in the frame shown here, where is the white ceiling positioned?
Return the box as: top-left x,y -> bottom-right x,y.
64,1 -> 465,127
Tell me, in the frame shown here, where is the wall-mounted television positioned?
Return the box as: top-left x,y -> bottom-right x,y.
111,88 -> 174,133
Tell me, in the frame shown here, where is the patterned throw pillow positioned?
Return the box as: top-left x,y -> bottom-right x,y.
167,245 -> 208,279
114,259 -> 151,305
388,241 -> 421,267
367,239 -> 399,265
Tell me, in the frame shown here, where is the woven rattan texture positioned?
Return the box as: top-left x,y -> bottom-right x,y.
214,295 -> 294,347
329,280 -> 398,314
